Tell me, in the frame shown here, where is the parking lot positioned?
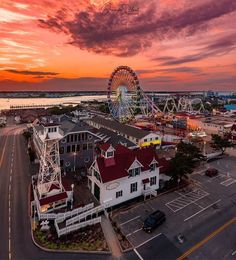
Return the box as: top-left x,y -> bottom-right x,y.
113,152 -> 236,260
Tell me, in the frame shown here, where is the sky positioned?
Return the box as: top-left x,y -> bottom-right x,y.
0,0 -> 236,92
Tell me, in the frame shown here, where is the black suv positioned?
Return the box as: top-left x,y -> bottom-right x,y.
142,210 -> 166,233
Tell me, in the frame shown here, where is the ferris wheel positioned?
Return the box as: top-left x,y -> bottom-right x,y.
107,66 -> 141,121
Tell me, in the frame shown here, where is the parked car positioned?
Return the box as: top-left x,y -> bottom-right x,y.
205,168 -> 218,177
142,210 -> 166,233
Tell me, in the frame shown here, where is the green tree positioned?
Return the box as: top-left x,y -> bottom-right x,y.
99,103 -> 109,114
210,134 -> 233,154
176,141 -> 205,161
167,141 -> 204,183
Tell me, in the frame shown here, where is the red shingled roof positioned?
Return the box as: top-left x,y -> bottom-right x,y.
158,157 -> 170,174
99,143 -> 111,152
39,192 -> 67,206
96,145 -> 168,183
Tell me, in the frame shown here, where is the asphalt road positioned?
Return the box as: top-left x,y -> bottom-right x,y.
0,126 -> 118,260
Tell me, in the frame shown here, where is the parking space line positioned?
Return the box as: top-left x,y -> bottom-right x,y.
166,189 -> 209,212
134,248 -> 144,260
126,228 -> 142,237
120,215 -> 140,226
194,202 -> 204,209
184,199 -> 221,222
221,178 -> 236,187
136,233 -> 162,248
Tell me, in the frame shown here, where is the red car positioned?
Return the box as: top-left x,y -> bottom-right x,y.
205,168 -> 218,177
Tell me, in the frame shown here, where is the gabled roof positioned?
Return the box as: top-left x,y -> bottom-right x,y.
88,116 -> 150,139
95,127 -> 136,148
100,143 -> 111,152
96,145 -> 167,183
39,192 -> 67,206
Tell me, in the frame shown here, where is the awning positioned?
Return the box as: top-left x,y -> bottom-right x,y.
142,178 -> 150,184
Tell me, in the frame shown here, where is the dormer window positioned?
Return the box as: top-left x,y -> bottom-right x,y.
128,157 -> 143,177
128,167 -> 140,177
106,151 -> 114,158
149,158 -> 158,172
100,144 -> 115,158
150,163 -> 156,172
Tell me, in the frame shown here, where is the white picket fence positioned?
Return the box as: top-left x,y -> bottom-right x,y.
66,205 -> 104,226
55,216 -> 102,237
39,203 -> 94,221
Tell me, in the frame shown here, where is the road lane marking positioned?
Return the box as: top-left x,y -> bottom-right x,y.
134,248 -> 143,260
136,233 -> 162,248
184,199 -> 221,222
0,135 -> 9,167
178,216 -> 236,260
120,215 -> 141,226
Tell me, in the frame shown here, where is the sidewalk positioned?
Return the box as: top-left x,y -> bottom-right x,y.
101,215 -> 122,258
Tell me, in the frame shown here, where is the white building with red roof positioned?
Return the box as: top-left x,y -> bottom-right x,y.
88,144 -> 168,208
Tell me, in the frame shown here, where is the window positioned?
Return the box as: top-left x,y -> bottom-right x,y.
74,134 -> 77,142
107,151 -> 114,157
155,137 -> 159,140
128,169 -> 134,176
135,167 -> 140,176
84,132 -> 88,140
72,145 -> 76,152
88,143 -> 93,149
81,133 -> 84,140
78,133 -> 81,141
83,143 -> 87,150
129,168 -> 140,177
150,163 -> 156,172
144,138 -> 148,142
116,190 -> 123,198
59,147 -> 64,154
76,144 -> 80,151
94,170 -> 101,182
66,145 -> 71,153
67,135 -> 70,143
71,134 -> 74,142
150,176 -> 157,186
130,182 -> 138,193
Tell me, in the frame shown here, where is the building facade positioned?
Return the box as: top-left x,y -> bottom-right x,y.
33,117 -> 102,172
88,144 -> 168,208
86,116 -> 161,148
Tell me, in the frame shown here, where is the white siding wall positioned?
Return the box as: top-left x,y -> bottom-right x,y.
89,167 -> 160,207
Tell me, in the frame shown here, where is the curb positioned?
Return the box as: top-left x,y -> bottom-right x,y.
30,220 -> 110,255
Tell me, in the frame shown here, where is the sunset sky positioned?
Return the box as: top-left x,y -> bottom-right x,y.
0,0 -> 236,92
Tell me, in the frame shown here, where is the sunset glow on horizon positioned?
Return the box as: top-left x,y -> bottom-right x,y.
0,0 -> 236,91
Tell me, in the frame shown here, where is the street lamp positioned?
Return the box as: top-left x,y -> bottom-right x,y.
203,141 -> 206,156
73,152 -> 76,172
